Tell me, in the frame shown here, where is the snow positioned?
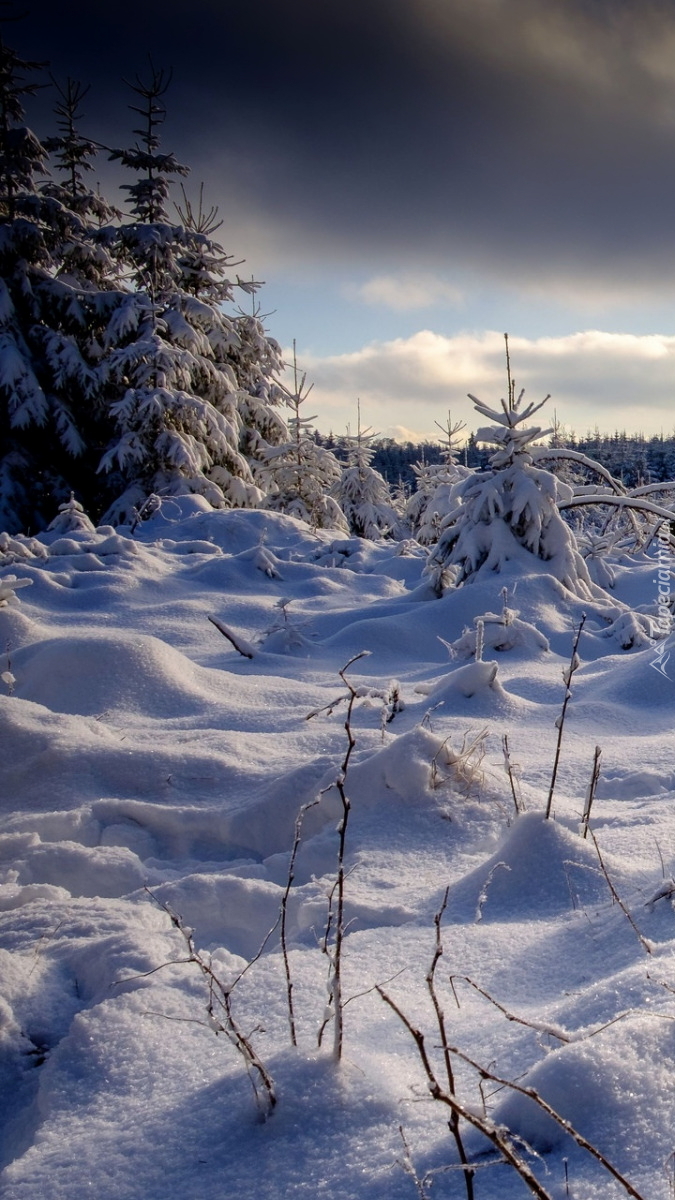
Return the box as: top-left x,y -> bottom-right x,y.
1,500 -> 674,1199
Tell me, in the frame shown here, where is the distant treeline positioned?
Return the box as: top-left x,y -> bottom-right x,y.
341,431 -> 675,492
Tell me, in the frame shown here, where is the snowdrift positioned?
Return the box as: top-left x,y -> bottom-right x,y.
1,505 -> 674,1200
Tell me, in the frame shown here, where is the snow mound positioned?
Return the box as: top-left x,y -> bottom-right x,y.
445,812 -> 608,921
448,610 -> 550,659
597,769 -> 674,800
415,659 -> 507,707
492,1015 -> 675,1168
576,649 -> 675,714
347,727 -> 446,807
10,632 -> 222,718
4,836 -> 149,899
150,873 -> 287,958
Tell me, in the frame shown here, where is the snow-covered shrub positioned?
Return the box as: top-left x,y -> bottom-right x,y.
0,531 -> 48,564
598,610 -> 654,650
263,346 -> 347,531
426,386 -> 598,598
447,604 -> 550,659
332,413 -> 400,540
577,530 -> 618,589
415,659 -> 504,702
46,494 -> 97,537
0,574 -> 32,606
405,413 -> 472,545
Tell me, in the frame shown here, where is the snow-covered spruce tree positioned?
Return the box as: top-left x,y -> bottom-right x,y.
45,491 -> 96,536
225,294 -> 288,489
99,68 -> 270,520
263,342 -> 347,529
426,369 -> 598,597
37,77 -> 130,519
331,405 -> 400,539
42,78 -> 120,285
170,188 -> 284,506
0,41 -> 116,531
405,412 -> 471,544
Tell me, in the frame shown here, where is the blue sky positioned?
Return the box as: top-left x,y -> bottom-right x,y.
18,0 -> 675,442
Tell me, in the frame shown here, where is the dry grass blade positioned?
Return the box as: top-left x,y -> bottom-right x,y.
589,829 -> 653,955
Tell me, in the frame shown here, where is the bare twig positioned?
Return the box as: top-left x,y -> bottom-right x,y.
397,1126 -> 432,1200
502,733 -> 523,815
475,861 -> 510,923
331,652 -> 366,1060
317,651 -> 369,1061
208,615 -> 255,658
378,897 -> 647,1200
589,830 -> 653,955
453,976 -> 570,1043
432,1040 -> 648,1200
342,967 -> 406,1009
306,694 -> 345,720
141,891 -> 276,1115
281,799 -> 319,1045
426,889 -> 475,1200
545,614 -> 586,819
581,745 -> 602,839
376,985 -> 556,1200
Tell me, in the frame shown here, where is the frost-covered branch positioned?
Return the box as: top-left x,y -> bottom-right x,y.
545,614 -> 586,819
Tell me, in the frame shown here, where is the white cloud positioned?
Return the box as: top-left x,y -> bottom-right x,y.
347,274 -> 464,312
288,330 -> 675,440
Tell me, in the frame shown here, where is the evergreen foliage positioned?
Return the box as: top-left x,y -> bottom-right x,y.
405,412 -> 472,544
331,405 -> 400,539
263,343 -> 347,529
426,357 -> 597,597
0,35 -> 110,532
0,37 -> 293,533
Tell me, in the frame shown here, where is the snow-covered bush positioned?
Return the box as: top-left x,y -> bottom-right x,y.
46,494 -> 97,537
0,530 -> 48,563
0,573 -> 32,606
332,412 -> 400,540
263,346 -> 347,531
426,386 -> 598,598
405,413 -> 472,545
447,592 -> 550,659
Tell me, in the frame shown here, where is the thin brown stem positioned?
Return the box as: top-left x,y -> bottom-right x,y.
426,890 -> 475,1200
453,976 -> 570,1043
581,745 -> 602,839
376,986 -> 555,1200
281,799 -> 319,1046
545,614 -> 586,819
589,830 -> 652,955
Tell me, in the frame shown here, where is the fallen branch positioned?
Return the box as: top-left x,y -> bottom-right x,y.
208,615 -> 256,658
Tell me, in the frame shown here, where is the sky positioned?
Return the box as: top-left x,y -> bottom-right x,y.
15,0 -> 675,442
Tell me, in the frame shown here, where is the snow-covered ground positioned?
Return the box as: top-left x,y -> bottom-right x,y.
1,497 -> 674,1200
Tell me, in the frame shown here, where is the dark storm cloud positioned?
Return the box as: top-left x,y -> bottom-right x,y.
14,0 -> 675,291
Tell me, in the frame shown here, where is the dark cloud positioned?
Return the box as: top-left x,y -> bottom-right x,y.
12,0 -> 675,291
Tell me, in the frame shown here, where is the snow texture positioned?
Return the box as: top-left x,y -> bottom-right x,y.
0,502 -> 673,1200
